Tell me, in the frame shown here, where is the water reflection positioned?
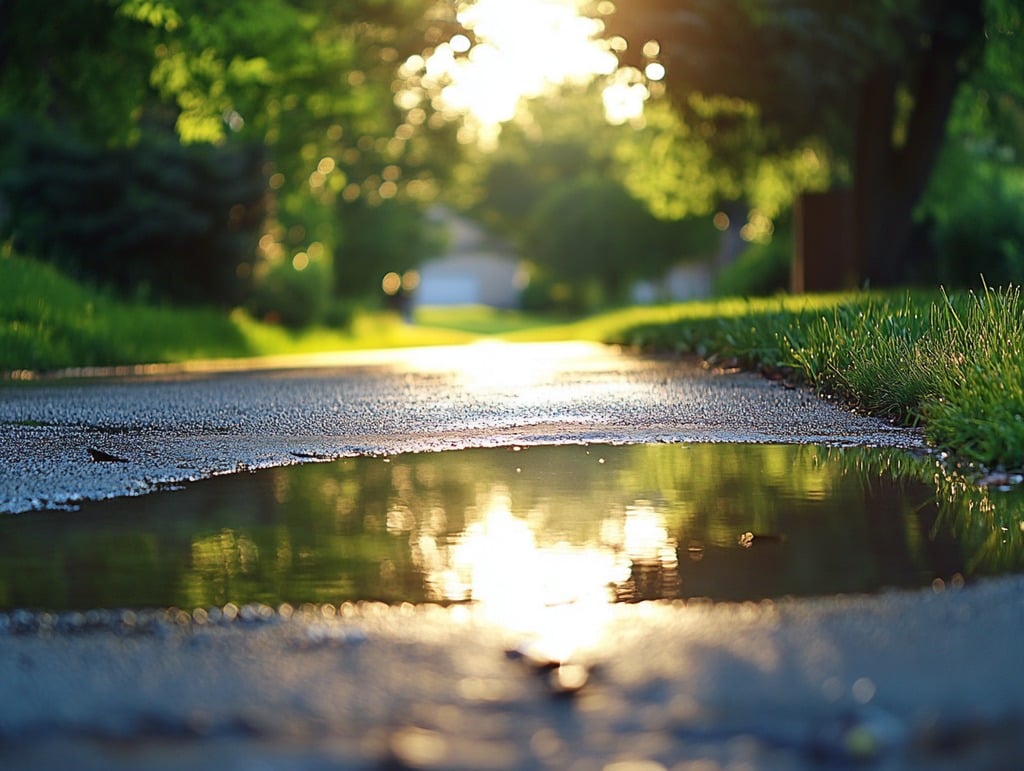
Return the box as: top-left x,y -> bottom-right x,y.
1,443 -> 1022,613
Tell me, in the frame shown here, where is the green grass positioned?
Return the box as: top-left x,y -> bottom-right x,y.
0,252 -> 721,371
411,303 -> 703,341
609,286 -> 1024,470
412,305 -> 568,335
0,253 -> 475,373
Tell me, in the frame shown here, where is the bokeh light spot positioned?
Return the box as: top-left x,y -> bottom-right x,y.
382,271 -> 402,295
450,33 -> 472,53
644,62 -> 666,81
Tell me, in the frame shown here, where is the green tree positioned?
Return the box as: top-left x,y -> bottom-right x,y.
0,121 -> 265,305
917,61 -> 1024,286
450,84 -> 720,309
334,197 -> 444,298
0,0 -> 158,145
451,85 -> 625,235
0,0 -> 464,312
526,176 -> 714,308
912,0 -> 1024,287
595,0 -> 1019,286
136,0 -> 463,302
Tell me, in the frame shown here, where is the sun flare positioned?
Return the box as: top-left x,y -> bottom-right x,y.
423,0 -> 624,137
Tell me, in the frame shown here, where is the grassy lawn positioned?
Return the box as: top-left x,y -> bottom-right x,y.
0,253 -> 476,373
607,286 -> 1024,471
4,252 -> 1024,470
0,252 -> 716,371
412,305 -> 569,335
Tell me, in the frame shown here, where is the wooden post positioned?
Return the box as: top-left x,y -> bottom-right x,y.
792,190 -> 858,292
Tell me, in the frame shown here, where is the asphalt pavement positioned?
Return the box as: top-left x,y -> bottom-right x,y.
3,341 -> 1022,770
0,341 -> 919,514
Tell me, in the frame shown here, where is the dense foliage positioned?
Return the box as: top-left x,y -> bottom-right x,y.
525,176 -> 716,309
591,0 -> 1024,287
0,0 -> 461,321
2,0 -> 1023,318
457,88 -> 721,308
0,121 -> 265,305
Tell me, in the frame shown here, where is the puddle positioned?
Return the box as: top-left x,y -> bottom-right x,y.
1,443 -> 1022,612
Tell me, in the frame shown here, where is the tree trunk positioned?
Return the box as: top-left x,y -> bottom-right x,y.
853,67 -> 899,286
853,0 -> 985,286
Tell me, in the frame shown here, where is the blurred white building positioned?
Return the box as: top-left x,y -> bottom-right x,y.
416,207 -> 524,308
631,261 -> 714,304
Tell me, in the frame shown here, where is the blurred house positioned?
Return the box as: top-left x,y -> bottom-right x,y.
416,207 -> 524,308
631,260 -> 714,304
665,261 -> 714,299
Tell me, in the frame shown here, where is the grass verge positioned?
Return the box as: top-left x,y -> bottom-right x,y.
0,253 -> 475,373
609,286 -> 1024,470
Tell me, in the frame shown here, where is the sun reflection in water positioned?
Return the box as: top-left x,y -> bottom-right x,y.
614,502 -> 680,602
413,484 -> 678,661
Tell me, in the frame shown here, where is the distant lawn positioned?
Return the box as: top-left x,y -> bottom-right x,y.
412,305 -> 570,335
0,253 -> 475,373
6,252 -> 818,374
0,252 -> 885,377
500,294 -> 858,344
412,303 -> 708,341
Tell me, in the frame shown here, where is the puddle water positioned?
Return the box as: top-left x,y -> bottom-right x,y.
1,443 -> 1022,612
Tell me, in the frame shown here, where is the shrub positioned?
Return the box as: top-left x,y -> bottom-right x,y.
714,230 -> 792,297
0,118 -> 266,307
525,177 -> 706,308
921,141 -> 1024,287
249,261 -> 330,329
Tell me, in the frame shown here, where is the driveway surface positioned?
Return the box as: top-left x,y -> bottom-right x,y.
1,341 -> 918,514
2,341 -> 1022,770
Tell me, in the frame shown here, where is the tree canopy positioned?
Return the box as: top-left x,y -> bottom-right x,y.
4,0 -> 1023,313
592,0 -> 1023,286
0,0 -> 463,317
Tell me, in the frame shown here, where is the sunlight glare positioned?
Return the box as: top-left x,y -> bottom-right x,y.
436,485 -> 620,660
602,67 -> 649,125
407,461 -> 683,662
644,62 -> 666,81
426,0 -> 618,131
454,340 -> 579,393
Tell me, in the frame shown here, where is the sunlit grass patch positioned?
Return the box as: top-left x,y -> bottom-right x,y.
776,287 -> 1024,463
922,286 -> 1024,465
0,254 -> 242,371
777,292 -> 942,421
0,254 -> 475,372
609,285 -> 1024,470
496,297 -> 852,344
231,307 -> 476,355
603,292 -> 861,362
413,304 -> 567,336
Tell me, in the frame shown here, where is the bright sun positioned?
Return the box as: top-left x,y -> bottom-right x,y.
417,0 -> 648,140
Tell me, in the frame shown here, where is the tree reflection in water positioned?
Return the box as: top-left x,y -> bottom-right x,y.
1,444 -> 1022,613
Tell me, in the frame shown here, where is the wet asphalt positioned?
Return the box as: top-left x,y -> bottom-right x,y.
0,341 -> 918,514
2,341 -> 1022,769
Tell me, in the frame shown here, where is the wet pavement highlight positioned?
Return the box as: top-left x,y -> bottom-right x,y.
2,442 -> 1020,611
